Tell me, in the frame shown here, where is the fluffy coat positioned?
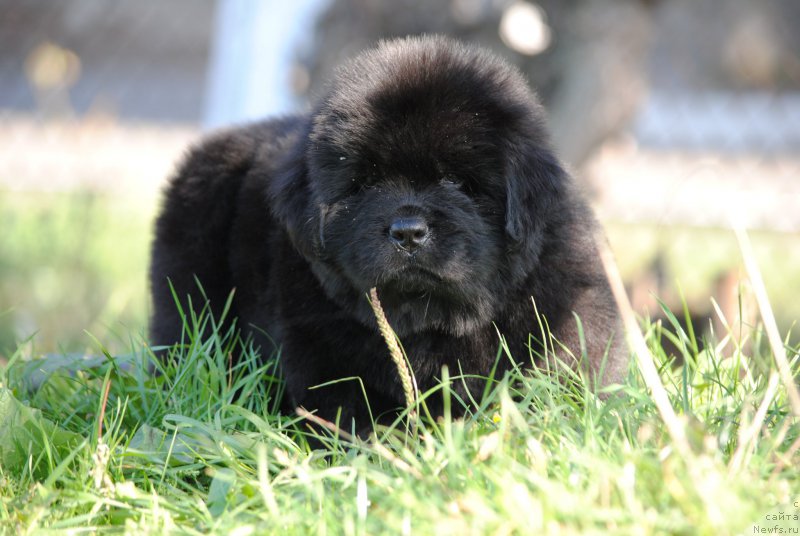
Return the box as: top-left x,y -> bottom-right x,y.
150,36 -> 626,433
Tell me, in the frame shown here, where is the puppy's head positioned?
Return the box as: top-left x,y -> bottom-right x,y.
269,36 -> 567,335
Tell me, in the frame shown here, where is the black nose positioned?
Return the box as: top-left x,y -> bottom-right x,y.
389,216 -> 430,251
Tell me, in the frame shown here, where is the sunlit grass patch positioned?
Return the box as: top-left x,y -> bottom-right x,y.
1,293 -> 797,534
1,190 -> 798,533
0,189 -> 154,356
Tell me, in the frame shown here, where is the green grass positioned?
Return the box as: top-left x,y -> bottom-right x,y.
0,189 -> 153,357
0,294 -> 798,535
606,222 -> 800,342
1,190 -> 798,534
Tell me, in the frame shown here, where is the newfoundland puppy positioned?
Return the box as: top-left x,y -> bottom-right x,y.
150,36 -> 626,433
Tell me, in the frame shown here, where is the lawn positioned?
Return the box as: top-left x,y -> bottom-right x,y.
0,189 -> 798,534
0,190 -> 154,356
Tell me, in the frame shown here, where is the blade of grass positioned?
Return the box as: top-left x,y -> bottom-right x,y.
733,225 -> 800,417
597,239 -> 692,458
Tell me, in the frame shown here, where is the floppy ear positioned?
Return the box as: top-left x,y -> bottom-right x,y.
267,135 -> 319,259
505,142 -> 566,262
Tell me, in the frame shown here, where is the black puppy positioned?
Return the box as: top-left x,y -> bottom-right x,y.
150,36 -> 626,432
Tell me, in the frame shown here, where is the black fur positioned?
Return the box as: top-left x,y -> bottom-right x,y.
150,36 -> 626,433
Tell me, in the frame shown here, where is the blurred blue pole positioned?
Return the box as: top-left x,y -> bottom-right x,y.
203,0 -> 326,129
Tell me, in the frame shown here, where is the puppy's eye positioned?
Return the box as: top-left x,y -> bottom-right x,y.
440,175 -> 461,187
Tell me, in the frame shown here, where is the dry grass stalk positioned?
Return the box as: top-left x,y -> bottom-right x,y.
368,287 -> 418,415
295,407 -> 358,443
732,225 -> 800,417
597,239 -> 692,459
729,225 -> 800,472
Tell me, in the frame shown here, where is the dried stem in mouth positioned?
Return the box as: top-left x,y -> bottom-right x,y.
369,287 -> 418,417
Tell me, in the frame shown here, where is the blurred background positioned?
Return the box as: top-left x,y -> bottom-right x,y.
1,0 -> 799,358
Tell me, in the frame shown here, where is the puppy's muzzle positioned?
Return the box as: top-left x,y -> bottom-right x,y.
388,215 -> 429,252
